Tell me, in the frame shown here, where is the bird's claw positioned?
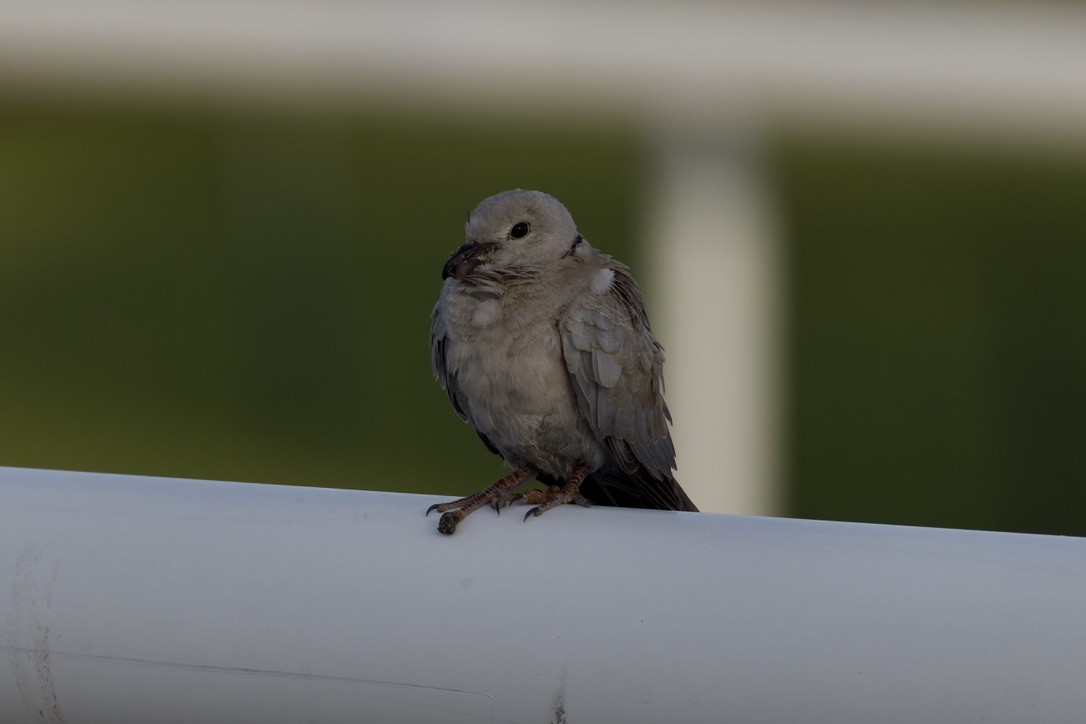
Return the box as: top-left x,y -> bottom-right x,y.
490,491 -> 525,514
521,482 -> 592,522
427,468 -> 590,532
438,511 -> 465,535
425,468 -> 538,534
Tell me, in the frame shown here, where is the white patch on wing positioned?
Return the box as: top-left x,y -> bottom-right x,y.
591,268 -> 615,294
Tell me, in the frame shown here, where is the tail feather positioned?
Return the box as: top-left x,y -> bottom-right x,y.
542,467 -> 698,512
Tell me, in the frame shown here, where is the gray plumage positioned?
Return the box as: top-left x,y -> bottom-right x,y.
430,189 -> 696,520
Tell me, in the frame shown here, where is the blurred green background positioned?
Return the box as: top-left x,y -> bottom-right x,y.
1,98 -> 1084,536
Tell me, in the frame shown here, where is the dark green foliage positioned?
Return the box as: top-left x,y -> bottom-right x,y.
0,102 -> 641,493
2,98 -> 1084,536
777,139 -> 1086,535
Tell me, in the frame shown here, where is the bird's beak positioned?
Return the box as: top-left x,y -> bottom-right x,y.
442,241 -> 495,281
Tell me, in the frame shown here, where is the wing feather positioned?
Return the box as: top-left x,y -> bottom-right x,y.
430,297 -> 468,422
560,266 -> 694,510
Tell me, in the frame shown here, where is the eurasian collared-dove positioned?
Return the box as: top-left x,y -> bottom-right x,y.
428,189 -> 697,534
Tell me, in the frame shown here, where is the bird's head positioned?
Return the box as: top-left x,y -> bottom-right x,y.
442,189 -> 582,282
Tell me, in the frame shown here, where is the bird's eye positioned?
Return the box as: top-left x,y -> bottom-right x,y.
510,222 -> 530,239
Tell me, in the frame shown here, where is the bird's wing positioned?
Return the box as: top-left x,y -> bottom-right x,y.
432,294 -> 503,455
559,266 -> 683,509
429,295 -> 466,420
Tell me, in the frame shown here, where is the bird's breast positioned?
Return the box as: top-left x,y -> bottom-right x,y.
446,300 -> 569,415
444,292 -> 578,427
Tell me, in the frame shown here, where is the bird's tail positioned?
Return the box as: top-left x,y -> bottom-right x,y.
576,467 -> 699,512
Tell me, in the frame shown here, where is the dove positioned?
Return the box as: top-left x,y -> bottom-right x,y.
428,189 -> 697,534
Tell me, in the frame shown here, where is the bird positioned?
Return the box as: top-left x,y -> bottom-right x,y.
428,189 -> 697,534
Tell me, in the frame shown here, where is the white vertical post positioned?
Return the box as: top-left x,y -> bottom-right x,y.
646,125 -> 784,515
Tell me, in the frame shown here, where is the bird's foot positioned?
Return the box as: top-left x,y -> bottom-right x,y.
517,485 -> 591,508
426,468 -> 536,535
490,487 -> 533,513
523,466 -> 592,522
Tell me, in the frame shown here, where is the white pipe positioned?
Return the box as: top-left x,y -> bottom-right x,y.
1,2 -> 1086,146
2,466 -> 1085,724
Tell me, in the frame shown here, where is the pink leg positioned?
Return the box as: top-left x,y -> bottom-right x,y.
522,465 -> 592,522
426,468 -> 536,535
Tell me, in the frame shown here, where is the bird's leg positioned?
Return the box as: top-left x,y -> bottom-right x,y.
427,468 -> 536,535
523,465 -> 593,522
